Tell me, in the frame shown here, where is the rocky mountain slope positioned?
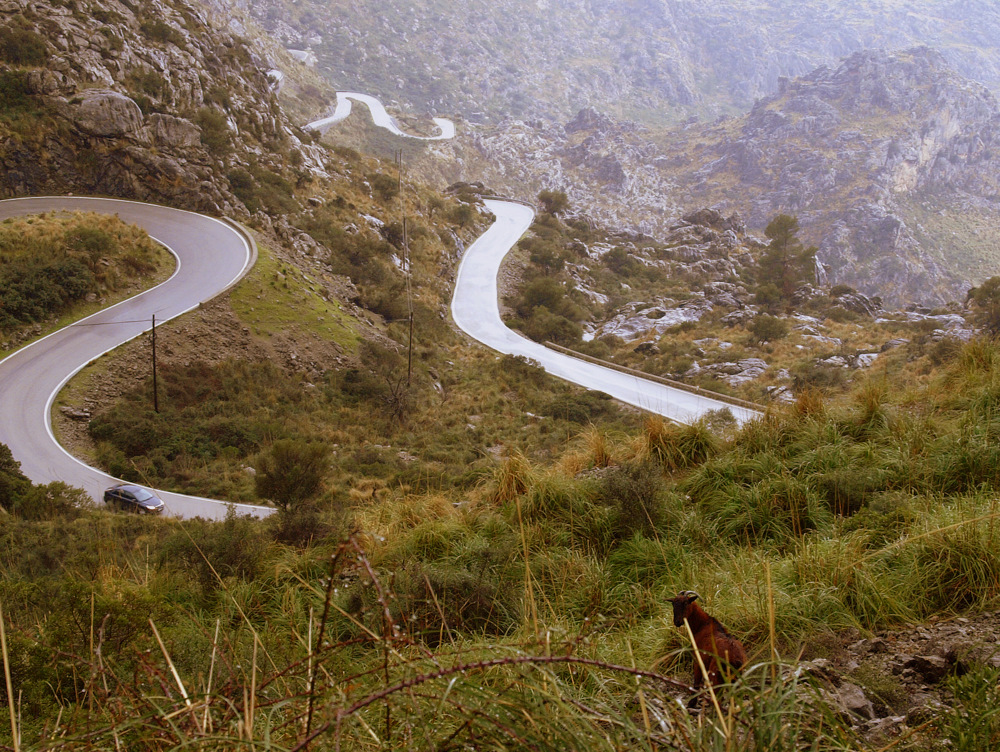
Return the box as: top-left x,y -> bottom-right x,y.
0,0 -> 329,213
461,49 -> 1000,306
237,0 -> 1000,126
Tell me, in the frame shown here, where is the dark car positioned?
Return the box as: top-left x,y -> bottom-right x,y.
103,484 -> 165,514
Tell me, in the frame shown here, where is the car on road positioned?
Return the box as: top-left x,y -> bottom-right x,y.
104,484 -> 165,514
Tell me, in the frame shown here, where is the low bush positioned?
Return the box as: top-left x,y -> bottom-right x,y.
139,19 -> 185,47
596,461 -> 670,543
255,439 -> 330,510
0,26 -> 48,66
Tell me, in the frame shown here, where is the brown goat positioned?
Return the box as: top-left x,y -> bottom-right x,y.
669,590 -> 746,696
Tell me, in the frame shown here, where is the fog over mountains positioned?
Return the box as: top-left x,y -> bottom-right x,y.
243,0 -> 1000,125
240,0 -> 1000,304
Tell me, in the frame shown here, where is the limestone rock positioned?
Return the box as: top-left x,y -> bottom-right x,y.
148,113 -> 201,149
67,90 -> 144,138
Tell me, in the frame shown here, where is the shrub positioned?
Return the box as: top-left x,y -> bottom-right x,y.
158,511 -> 268,595
522,307 -> 582,345
749,313 -> 789,344
0,443 -> 30,511
368,172 -> 399,203
255,439 -> 330,510
641,416 -> 718,470
0,257 -> 96,329
10,482 -> 90,520
538,189 -> 569,215
596,462 -> 669,543
391,560 -> 519,643
0,70 -> 34,113
0,26 -> 48,66
541,391 -> 617,424
227,168 -> 258,212
195,107 -> 231,156
139,19 -> 185,47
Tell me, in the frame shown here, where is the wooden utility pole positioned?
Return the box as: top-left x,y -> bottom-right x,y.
151,314 -> 159,413
405,216 -> 413,386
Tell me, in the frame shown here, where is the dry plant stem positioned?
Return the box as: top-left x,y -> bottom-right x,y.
766,560 -> 777,681
515,496 -> 538,635
248,635 -> 258,742
291,655 -> 692,751
873,718 -> 937,752
0,603 -> 19,752
89,593 -> 94,718
423,572 -> 453,646
204,619 -> 220,734
856,508 -> 1000,565
149,618 -> 204,736
305,544 -> 346,744
627,639 -> 652,741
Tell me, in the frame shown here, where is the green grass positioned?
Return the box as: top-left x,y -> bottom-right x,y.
229,242 -> 361,351
13,339 -> 1000,747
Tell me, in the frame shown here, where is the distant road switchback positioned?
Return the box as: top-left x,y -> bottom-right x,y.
0,109 -> 754,520
452,200 -> 762,425
305,91 -> 455,140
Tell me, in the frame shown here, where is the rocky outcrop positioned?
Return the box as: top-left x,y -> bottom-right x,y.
0,0 -> 327,214
147,113 -> 201,148
235,0 -> 1000,125
65,90 -> 144,137
468,48 -> 1000,307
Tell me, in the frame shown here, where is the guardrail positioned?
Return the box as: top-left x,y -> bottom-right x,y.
543,341 -> 765,414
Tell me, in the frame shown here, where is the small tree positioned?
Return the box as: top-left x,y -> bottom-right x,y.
255,439 -> 329,511
968,277 -> 1000,336
538,189 -> 569,216
749,313 -> 790,344
757,214 -> 817,307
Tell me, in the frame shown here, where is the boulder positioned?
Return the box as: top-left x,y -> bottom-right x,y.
148,113 -> 201,148
68,89 -> 144,138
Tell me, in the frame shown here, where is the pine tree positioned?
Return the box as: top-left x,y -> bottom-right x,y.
756,214 -> 817,307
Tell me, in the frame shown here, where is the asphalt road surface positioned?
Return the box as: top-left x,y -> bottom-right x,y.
305,91 -> 456,139
0,195 -> 756,521
0,196 -> 272,519
452,199 -> 761,425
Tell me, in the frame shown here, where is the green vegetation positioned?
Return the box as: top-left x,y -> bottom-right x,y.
10,337 -> 1000,747
755,214 -> 817,310
138,18 -> 186,48
967,275 -> 1000,336
0,212 -> 168,340
195,106 -> 231,156
0,25 -> 48,66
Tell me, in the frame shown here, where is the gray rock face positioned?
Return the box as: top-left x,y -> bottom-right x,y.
0,0 -> 321,215
469,48 -> 1000,307
148,113 -> 201,149
69,90 -> 144,138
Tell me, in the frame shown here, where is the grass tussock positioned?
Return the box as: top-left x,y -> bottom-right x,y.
15,326 -> 1000,747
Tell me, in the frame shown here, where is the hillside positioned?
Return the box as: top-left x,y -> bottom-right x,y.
5,0 -> 1000,749
448,49 -> 1000,307
238,0 -> 1000,125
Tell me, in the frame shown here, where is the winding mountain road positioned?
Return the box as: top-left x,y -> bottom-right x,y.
0,197 -> 272,520
0,97 -> 757,519
304,91 -> 455,139
452,200 -> 761,425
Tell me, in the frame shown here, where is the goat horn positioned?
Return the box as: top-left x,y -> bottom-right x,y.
679,590 -> 700,600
